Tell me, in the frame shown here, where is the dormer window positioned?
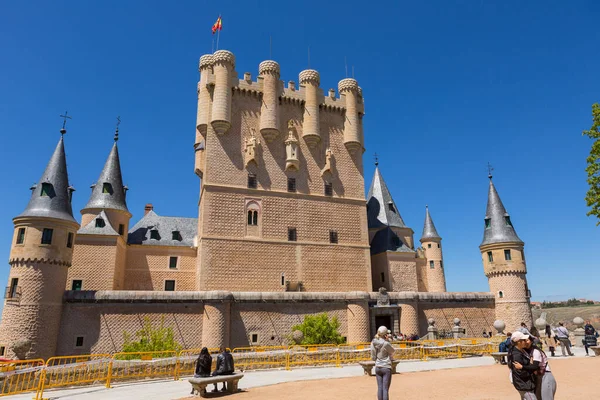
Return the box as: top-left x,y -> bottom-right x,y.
40,183 -> 52,197
504,216 -> 512,227
150,229 -> 160,240
484,218 -> 491,229
388,202 -> 395,213
392,236 -> 400,247
95,218 -> 105,228
172,231 -> 182,241
102,183 -> 113,194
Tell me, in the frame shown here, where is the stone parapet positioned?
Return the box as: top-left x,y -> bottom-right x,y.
368,291 -> 494,302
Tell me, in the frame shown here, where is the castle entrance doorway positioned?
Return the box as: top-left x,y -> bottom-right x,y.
375,315 -> 392,331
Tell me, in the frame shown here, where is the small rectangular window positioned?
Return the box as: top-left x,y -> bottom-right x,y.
329,230 -> 338,244
171,231 -> 181,241
9,278 -> 18,298
427,243 -> 431,248
440,260 -> 443,269
521,250 -> 525,261
150,230 -> 160,240
71,280 -> 82,291
281,273 -> 285,286
165,280 -> 175,291
41,228 -> 53,245
247,174 -> 257,189
95,218 -> 105,228
437,243 -> 440,248
487,251 -> 493,262
251,333 -> 258,344
75,336 -> 84,348
380,272 -> 385,283
324,182 -> 333,196
429,260 -> 435,269
287,178 -> 296,192
169,256 -> 178,269
484,218 -> 491,229
40,183 -> 52,197
67,232 -> 74,248
504,216 -> 512,226
119,224 -> 125,235
16,228 -> 25,244
288,228 -> 297,242
504,249 -> 511,261
0,346 -> 5,356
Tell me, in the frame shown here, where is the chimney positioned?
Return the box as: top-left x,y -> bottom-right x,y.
144,203 -> 154,215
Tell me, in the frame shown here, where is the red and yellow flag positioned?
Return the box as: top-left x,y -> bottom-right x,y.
212,16 -> 222,34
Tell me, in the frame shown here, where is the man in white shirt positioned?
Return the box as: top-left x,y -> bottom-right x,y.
554,322 -> 574,356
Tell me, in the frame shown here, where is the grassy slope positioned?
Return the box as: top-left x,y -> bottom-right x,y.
533,305 -> 600,329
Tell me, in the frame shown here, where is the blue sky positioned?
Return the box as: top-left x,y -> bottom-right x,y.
0,1 -> 599,303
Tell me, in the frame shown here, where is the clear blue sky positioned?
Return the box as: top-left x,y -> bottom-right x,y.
1,1 -> 599,303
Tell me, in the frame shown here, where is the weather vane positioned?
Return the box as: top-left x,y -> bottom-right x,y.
374,153 -> 379,166
487,162 -> 494,180
59,111 -> 72,135
114,116 -> 121,142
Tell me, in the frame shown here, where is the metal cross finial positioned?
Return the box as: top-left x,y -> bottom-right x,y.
114,116 -> 121,142
59,111 -> 72,134
374,153 -> 379,166
487,162 -> 494,180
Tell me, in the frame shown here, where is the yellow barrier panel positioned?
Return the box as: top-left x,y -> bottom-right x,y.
231,346 -> 288,371
0,359 -> 45,397
391,341 -> 422,361
338,343 -> 371,365
287,345 -> 339,369
37,354 -> 111,399
175,348 -> 221,379
110,351 -> 177,384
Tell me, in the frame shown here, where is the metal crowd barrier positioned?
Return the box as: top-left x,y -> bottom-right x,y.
0,359 -> 44,397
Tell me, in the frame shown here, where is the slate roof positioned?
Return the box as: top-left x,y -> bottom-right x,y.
16,135 -> 77,223
367,166 -> 406,229
77,210 -> 119,236
370,226 -> 415,256
421,206 -> 441,241
480,179 -> 523,246
83,142 -> 129,213
128,210 -> 197,247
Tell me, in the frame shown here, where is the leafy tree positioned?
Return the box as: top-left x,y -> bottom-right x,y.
122,317 -> 181,354
583,103 -> 600,224
291,313 -> 345,345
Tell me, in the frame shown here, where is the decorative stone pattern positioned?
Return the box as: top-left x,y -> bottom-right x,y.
398,301 -> 419,336
69,242 -> 118,290
422,240 -> 447,292
420,303 -> 496,337
347,301 -> 370,343
202,303 -> 230,348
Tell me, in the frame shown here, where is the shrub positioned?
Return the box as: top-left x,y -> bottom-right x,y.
121,317 -> 181,356
291,313 -> 345,345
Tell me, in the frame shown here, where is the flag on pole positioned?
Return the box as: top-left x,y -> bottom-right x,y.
212,16 -> 222,34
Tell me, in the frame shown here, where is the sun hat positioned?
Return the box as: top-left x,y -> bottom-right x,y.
511,331 -> 529,342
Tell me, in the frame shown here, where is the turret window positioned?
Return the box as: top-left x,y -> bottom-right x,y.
487,251 -> 493,262
41,228 -> 53,245
172,231 -> 182,241
95,218 -> 105,228
247,210 -> 258,226
40,182 -> 53,197
67,232 -> 74,248
498,291 -> 504,299
504,216 -> 512,227
427,244 -> 432,248
102,183 -> 113,194
437,243 -> 440,248
429,260 -> 435,269
440,260 -> 443,269
119,224 -> 125,235
16,228 -> 25,245
150,229 -> 160,240
504,249 -> 511,261
484,218 -> 491,229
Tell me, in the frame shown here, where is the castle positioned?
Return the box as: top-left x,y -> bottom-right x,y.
0,50 -> 533,360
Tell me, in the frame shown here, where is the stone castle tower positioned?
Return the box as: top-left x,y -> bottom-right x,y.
420,206 -> 446,292
193,50 -> 371,294
0,129 -> 79,360
480,175 -> 533,331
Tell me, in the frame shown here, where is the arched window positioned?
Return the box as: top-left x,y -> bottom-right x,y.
498,291 -> 504,299
247,210 -> 258,226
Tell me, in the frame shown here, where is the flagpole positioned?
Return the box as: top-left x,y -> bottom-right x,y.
216,14 -> 221,50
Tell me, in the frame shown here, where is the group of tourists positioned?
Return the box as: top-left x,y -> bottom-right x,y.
192,346 -> 235,395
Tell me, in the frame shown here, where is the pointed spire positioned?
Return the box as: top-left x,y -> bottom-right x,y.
481,178 -> 522,246
17,134 -> 77,223
83,138 -> 129,214
366,164 -> 406,228
421,206 -> 441,241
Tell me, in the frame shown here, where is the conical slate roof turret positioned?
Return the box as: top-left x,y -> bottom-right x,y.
17,135 -> 77,223
480,178 -> 523,246
421,206 -> 441,241
83,140 -> 129,213
367,164 -> 406,229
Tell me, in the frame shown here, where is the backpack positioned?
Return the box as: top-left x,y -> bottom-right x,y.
585,325 -> 595,336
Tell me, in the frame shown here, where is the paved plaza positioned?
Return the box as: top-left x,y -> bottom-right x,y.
6,347 -> 593,400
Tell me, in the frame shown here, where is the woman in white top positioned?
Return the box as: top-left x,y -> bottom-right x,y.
370,325 -> 395,400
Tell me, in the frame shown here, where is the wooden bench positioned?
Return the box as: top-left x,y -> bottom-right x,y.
491,352 -> 508,364
589,346 -> 600,356
189,374 -> 244,397
358,360 -> 400,376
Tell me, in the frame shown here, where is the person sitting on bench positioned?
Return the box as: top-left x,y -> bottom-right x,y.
191,347 -> 212,395
211,346 -> 235,392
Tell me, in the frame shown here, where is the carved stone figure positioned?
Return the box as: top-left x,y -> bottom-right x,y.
285,121 -> 299,171
244,129 -> 260,167
321,148 -> 333,177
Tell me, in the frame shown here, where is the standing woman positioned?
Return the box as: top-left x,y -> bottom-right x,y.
544,325 -> 556,357
371,326 -> 396,400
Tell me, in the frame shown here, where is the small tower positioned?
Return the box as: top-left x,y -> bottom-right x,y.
420,206 -> 447,292
480,174 -> 533,332
70,124 -> 131,290
0,126 -> 79,360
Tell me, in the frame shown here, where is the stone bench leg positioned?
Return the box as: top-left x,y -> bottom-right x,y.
227,379 -> 240,394
361,365 -> 373,376
391,364 -> 398,374
195,384 -> 207,398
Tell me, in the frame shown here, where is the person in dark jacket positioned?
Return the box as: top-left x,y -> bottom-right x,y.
583,320 -> 597,356
509,332 -> 539,399
211,346 -> 235,392
191,347 -> 212,395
